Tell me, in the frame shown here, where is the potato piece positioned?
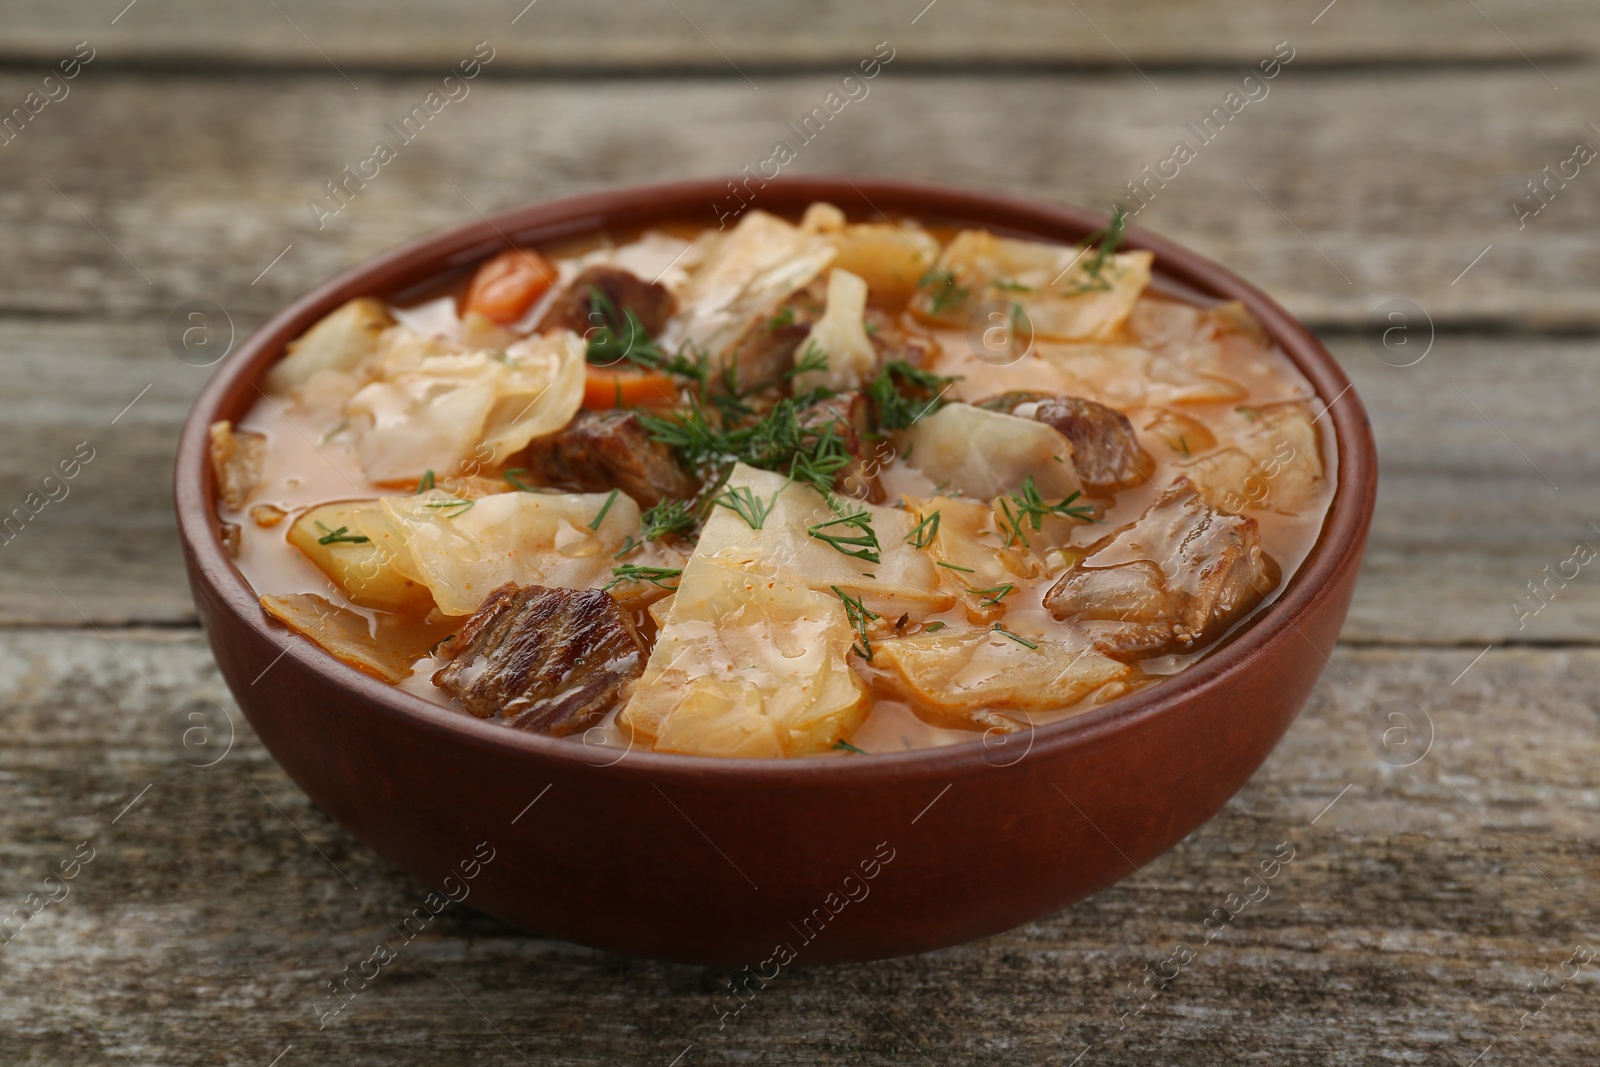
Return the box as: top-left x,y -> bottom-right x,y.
381,490 -> 640,616
260,593 -> 414,683
909,229 -> 1152,341
789,268 -> 877,394
694,464 -> 947,620
208,420 -> 266,511
871,626 -> 1129,728
263,298 -> 393,395
1181,400 -> 1325,515
903,403 -> 1082,502
620,548 -> 869,758
829,222 -> 940,304
286,501 -> 432,614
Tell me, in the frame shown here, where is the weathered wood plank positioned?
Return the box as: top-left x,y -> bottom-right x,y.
2,320 -> 1595,644
1,633 -> 1595,1065
2,0 -> 1593,71
1,67 -> 1598,328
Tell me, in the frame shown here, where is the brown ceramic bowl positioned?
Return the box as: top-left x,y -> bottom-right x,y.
175,177 -> 1375,966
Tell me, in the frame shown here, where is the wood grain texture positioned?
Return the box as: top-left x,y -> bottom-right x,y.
1,0 -> 1594,71
1,632 -> 1595,1066
1,66 -> 1597,329
2,318 -> 1596,645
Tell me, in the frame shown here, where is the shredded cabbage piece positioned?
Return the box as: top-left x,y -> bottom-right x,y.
380,489 -> 640,615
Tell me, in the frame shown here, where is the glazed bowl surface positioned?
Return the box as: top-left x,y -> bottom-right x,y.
175,176 -> 1376,966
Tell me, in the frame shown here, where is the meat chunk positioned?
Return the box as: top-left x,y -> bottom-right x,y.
798,391 -> 885,503
720,276 -> 828,394
981,391 -> 1152,493
537,265 -> 676,338
519,410 -> 697,508
1044,479 -> 1279,659
432,583 -> 647,735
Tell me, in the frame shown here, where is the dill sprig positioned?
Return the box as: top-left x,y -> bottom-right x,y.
1060,206 -> 1129,295
969,582 -> 1016,607
918,267 -> 968,315
716,483 -> 782,530
831,585 -> 881,661
614,497 -> 698,558
638,394 -> 855,498
605,564 -> 682,591
868,361 -> 959,432
809,508 -> 881,564
415,469 -> 435,494
502,467 -> 541,493
422,498 -> 475,516
786,341 -> 829,380
997,476 -> 1095,548
936,560 -> 975,573
992,623 -> 1039,650
832,739 -> 868,755
587,488 -> 620,530
905,509 -> 941,549
314,521 -> 370,546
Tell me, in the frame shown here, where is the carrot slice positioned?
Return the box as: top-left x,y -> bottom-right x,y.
583,368 -> 680,409
463,248 -> 557,325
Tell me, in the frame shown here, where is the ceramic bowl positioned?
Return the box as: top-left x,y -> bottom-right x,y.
175,177 -> 1376,966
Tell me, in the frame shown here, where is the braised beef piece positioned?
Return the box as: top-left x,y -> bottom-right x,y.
519,410 -> 697,509
981,391 -> 1152,493
720,277 -> 829,394
798,391 -> 885,503
1044,479 -> 1278,659
538,265 -> 676,338
433,583 -> 647,735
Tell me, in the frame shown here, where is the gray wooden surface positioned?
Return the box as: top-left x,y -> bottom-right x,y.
2,2 -> 1597,1064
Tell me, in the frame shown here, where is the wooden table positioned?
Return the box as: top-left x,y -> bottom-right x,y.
3,2 -> 1597,1063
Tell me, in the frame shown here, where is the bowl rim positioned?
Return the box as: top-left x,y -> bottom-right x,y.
174,175 -> 1376,784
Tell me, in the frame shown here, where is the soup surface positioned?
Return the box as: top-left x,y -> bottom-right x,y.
213,203 -> 1335,758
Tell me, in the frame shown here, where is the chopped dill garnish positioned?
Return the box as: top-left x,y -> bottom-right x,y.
502,468 -> 539,493
992,624 -> 1039,650
766,306 -> 796,331
1236,406 -> 1258,422
997,476 -> 1095,547
637,394 -> 853,497
923,621 -> 947,632
422,498 -> 475,516
809,509 -> 881,563
605,564 -> 682,591
868,360 -> 960,431
936,560 -> 975,573
415,469 -> 435,494
1175,434 -> 1191,458
832,739 -> 868,755
906,509 -> 941,549
918,267 -> 968,315
970,582 -> 1016,607
1060,206 -> 1129,295
787,341 -> 829,380
990,279 -> 1034,293
641,497 -> 697,540
314,522 -> 370,546
615,497 -> 698,558
831,585 -> 880,660
587,488 -> 620,530
716,483 -> 782,530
